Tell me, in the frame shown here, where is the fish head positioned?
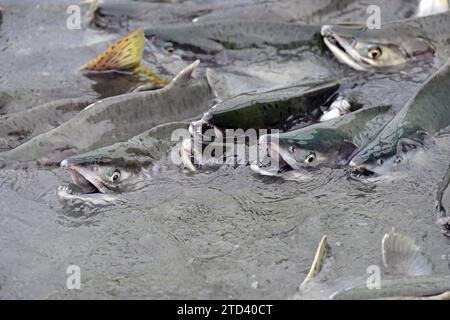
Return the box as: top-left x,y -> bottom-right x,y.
277,128 -> 357,168
350,145 -> 426,178
321,24 -> 435,71
150,37 -> 185,58
348,139 -> 386,177
60,143 -> 153,194
256,127 -> 357,174
148,36 -> 207,62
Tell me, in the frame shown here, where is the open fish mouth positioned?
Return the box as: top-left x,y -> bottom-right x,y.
189,118 -> 224,141
60,159 -> 108,194
321,25 -> 369,71
181,119 -> 227,171
56,185 -> 119,206
350,164 -> 377,178
250,135 -> 299,176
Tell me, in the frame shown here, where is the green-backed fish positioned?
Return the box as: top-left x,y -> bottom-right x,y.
321,12 -> 450,71
199,80 -> 341,132
296,230 -> 450,300
349,59 -> 450,172
251,105 -> 394,176
58,122 -> 187,201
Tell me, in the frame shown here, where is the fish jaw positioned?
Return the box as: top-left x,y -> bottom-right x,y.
57,185 -> 119,206
60,159 -> 111,194
322,25 -> 368,71
250,134 -> 300,176
321,25 -> 410,70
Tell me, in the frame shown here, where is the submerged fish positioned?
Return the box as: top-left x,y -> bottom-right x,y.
0,60 -> 212,165
83,28 -> 168,88
58,122 -> 187,199
251,105 -> 393,175
321,12 -> 450,71
144,21 -> 322,54
0,97 -> 95,151
296,230 -> 450,300
349,59 -> 450,172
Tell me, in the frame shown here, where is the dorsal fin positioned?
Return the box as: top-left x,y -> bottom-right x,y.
83,28 -> 145,72
382,229 -> 433,277
170,60 -> 200,86
300,235 -> 330,289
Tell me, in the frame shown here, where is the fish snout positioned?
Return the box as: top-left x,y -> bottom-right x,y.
321,25 -> 334,37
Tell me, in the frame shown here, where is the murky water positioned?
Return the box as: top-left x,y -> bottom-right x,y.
1,0 -> 449,299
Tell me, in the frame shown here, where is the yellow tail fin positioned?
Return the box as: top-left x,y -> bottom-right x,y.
83,28 -> 145,71
82,28 -> 167,87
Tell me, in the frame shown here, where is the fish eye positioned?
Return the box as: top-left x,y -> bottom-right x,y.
111,170 -> 121,182
163,43 -> 175,53
305,152 -> 316,163
368,46 -> 382,59
288,146 -> 296,154
377,159 -> 384,166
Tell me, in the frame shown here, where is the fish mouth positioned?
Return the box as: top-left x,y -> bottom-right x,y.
189,117 -> 224,142
321,25 -> 369,71
60,159 -> 108,194
350,164 -> 376,177
56,185 -> 119,207
250,135 -> 299,176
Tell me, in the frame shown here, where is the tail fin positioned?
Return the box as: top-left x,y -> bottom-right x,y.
300,235 -> 329,289
82,28 -> 167,88
83,28 -> 145,72
382,229 -> 433,277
